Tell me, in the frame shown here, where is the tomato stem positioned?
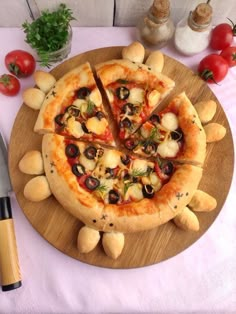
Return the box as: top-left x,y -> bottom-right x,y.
199,69 -> 218,84
227,17 -> 236,36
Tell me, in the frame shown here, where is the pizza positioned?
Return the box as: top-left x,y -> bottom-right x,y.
95,59 -> 175,139
33,62 -> 115,145
123,92 -> 206,165
18,42 -> 226,259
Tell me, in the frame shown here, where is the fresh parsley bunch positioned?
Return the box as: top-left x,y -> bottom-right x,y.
22,3 -> 75,67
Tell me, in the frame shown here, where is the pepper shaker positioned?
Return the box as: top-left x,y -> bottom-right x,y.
174,0 -> 213,56
137,0 -> 175,48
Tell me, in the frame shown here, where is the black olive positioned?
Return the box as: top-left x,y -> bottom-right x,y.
72,163 -> 85,177
105,167 -> 116,178
149,114 -> 160,125
108,190 -> 120,204
84,146 -> 97,160
121,103 -> 137,116
85,176 -> 100,190
65,144 -> 80,158
124,138 -> 138,150
95,111 -> 105,120
142,141 -> 157,155
119,117 -> 132,129
171,128 -> 183,141
77,87 -> 91,99
120,154 -> 130,165
123,173 -> 131,181
81,122 -> 90,133
116,86 -> 130,100
161,161 -> 174,176
66,105 -> 80,117
142,184 -> 155,199
55,114 -> 64,126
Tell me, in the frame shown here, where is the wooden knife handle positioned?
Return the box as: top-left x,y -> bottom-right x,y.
0,197 -> 22,291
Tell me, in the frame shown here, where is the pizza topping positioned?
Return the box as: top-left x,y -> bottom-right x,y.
55,114 -> 64,126
124,138 -> 139,150
81,122 -> 90,133
85,116 -> 108,135
157,140 -> 179,158
66,117 -> 85,138
66,105 -> 80,117
127,87 -> 144,105
149,114 -> 161,125
121,103 -> 137,116
84,146 -> 97,160
85,176 -> 100,190
108,189 -> 120,204
116,86 -> 130,100
161,112 -> 178,131
120,154 -> 131,166
124,183 -> 143,201
77,87 -> 91,99
147,89 -> 160,107
142,184 -> 155,199
119,117 -> 132,129
100,150 -> 121,169
95,111 -> 105,120
65,143 -> 80,158
170,128 -> 183,141
80,153 -> 96,171
142,141 -> 157,155
161,161 -> 174,176
72,163 -> 85,177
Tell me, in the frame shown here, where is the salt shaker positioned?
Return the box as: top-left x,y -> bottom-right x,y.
137,0 -> 175,48
174,0 -> 213,56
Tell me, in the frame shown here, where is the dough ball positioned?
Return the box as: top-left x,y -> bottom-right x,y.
188,190 -> 217,212
204,123 -> 226,143
173,207 -> 199,231
19,150 -> 44,175
23,88 -> 45,110
24,176 -> 51,202
102,232 -> 125,259
194,100 -> 217,124
145,50 -> 164,72
33,70 -> 56,93
122,41 -> 145,63
77,226 -> 100,253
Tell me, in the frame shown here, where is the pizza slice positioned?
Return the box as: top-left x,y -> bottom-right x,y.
95,59 -> 175,139
34,62 -> 115,145
123,92 -> 206,166
42,133 -> 202,233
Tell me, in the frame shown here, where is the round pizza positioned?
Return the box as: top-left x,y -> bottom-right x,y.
19,42 -> 226,259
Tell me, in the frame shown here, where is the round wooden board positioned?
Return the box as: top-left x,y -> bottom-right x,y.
9,47 -> 234,269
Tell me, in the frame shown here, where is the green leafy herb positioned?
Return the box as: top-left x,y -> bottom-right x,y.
131,168 -> 148,177
95,184 -> 108,193
86,100 -> 96,116
124,182 -> 133,195
22,3 -> 75,67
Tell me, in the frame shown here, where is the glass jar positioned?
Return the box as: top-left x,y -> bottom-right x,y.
137,0 -> 174,48
174,2 -> 213,56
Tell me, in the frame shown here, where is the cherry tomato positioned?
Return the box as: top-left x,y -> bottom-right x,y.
220,46 -> 236,67
0,74 -> 20,96
5,50 -> 36,78
198,54 -> 229,84
210,20 -> 236,50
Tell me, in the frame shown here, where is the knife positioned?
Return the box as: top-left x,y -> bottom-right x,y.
0,131 -> 22,291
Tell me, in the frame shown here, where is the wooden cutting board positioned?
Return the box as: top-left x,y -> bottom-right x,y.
9,47 -> 234,269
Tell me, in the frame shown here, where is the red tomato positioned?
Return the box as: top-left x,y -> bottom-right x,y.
210,21 -> 236,50
5,50 -> 36,78
0,74 -> 20,96
220,46 -> 236,67
198,54 -> 229,84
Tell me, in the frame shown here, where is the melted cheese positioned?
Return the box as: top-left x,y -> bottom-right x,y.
89,89 -> 102,106
148,89 -> 160,107
85,117 -> 108,135
150,173 -> 162,191
157,140 -> 179,158
124,183 -> 143,201
100,150 -> 121,169
80,154 -> 96,171
140,122 -> 154,138
66,117 -> 84,138
73,99 -> 87,108
128,87 -> 144,104
161,112 -> 178,131
132,159 -> 148,173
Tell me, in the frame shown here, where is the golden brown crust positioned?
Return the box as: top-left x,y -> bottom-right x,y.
23,175 -> 52,202
194,100 -> 217,124
188,190 -> 217,212
102,232 -> 125,259
204,123 -> 226,143
77,226 -> 100,253
122,41 -> 145,63
19,150 -> 44,175
42,133 -> 202,233
173,207 -> 200,231
95,59 -> 175,93
145,51 -> 164,73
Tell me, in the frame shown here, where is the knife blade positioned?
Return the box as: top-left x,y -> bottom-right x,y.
0,131 -> 22,291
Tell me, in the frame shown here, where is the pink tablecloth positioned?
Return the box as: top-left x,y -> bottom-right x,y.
0,27 -> 236,313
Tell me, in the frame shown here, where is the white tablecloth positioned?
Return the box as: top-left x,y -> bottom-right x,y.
0,27 -> 236,313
